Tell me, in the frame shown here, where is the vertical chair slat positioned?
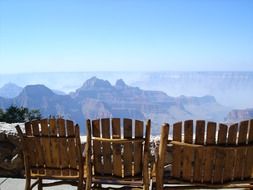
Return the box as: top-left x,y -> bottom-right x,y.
173,122 -> 182,142
92,119 -> 102,175
172,121 -> 183,181
238,120 -> 249,145
25,122 -> 37,174
184,120 -> 193,144
134,120 -> 144,176
234,147 -> 247,180
49,118 -> 61,176
172,144 -> 182,178
206,122 -> 216,145
40,119 -> 52,176
226,124 -> 238,180
30,121 -> 39,174
58,118 -> 69,176
203,147 -> 215,183
226,123 -> 238,180
217,124 -> 228,145
227,123 -> 238,145
182,146 -> 194,181
213,148 -> 225,184
236,121 -> 248,180
31,120 -> 40,135
31,120 -> 45,174
244,146 -> 253,178
213,124 -> 227,184
25,122 -> 32,136
123,118 -> 133,177
195,120 -> 205,145
66,120 -> 77,176
172,122 -> 182,179
101,118 -> 112,175
112,118 -> 122,177
193,147 -> 204,183
223,148 -> 236,182
248,119 -> 253,144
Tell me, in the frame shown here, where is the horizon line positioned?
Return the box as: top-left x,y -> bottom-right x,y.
1,70 -> 253,75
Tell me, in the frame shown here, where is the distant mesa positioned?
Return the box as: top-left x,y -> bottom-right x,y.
115,79 -> 127,88
177,95 -> 217,105
0,76 -> 231,134
19,84 -> 55,97
80,77 -> 112,90
226,108 -> 253,122
0,83 -> 23,98
1,71 -> 253,108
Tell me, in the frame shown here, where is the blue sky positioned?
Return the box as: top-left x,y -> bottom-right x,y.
0,0 -> 253,73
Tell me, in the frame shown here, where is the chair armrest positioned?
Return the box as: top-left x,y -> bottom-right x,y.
170,141 -> 204,148
92,137 -> 145,143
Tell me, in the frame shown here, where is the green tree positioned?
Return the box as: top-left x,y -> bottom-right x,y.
0,108 -> 4,122
1,106 -> 41,123
3,106 -> 24,123
27,109 -> 42,121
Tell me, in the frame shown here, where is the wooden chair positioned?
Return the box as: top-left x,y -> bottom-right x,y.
16,118 -> 84,190
85,118 -> 151,190
155,119 -> 253,189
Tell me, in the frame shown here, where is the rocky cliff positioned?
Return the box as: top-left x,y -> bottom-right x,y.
0,77 -> 230,134
226,108 -> 253,122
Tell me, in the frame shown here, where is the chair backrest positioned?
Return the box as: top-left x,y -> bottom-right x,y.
171,119 -> 253,145
156,119 -> 253,189
86,118 -> 150,182
16,118 -> 83,177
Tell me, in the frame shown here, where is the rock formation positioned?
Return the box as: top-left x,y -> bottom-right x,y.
225,108 -> 253,122
0,122 -> 24,177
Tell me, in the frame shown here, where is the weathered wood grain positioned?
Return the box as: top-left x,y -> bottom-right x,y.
123,118 -> 133,177
101,118 -> 112,175
112,118 -> 122,177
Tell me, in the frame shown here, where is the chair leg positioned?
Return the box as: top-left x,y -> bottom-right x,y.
77,178 -> 83,190
25,176 -> 31,190
38,178 -> 42,190
143,184 -> 149,190
250,183 -> 253,190
85,178 -> 91,190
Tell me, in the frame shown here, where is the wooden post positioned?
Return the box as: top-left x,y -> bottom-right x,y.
75,124 -> 84,190
156,123 -> 169,190
85,119 -> 92,190
143,119 -> 151,190
16,125 -> 32,190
